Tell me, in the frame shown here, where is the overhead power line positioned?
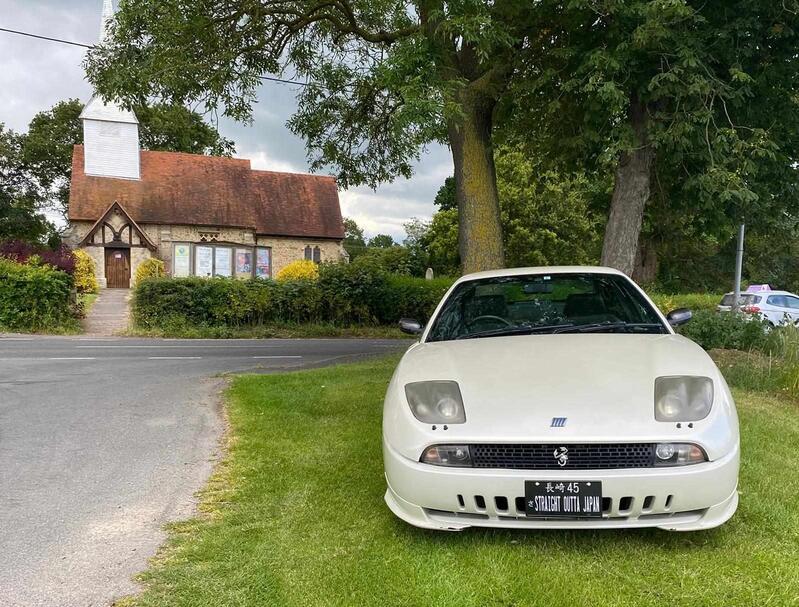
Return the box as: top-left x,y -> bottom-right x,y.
0,25 -> 309,87
0,26 -> 93,48
260,75 -> 308,86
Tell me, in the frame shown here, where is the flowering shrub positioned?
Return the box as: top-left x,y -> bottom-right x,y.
134,257 -> 165,285
276,259 -> 319,281
73,249 -> 99,293
0,240 -> 75,274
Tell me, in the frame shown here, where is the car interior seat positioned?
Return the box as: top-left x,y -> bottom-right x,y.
563,292 -> 615,323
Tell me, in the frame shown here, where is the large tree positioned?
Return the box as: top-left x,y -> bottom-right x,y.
433,176 -> 457,211
342,217 -> 367,260
419,145 -> 603,275
21,99 -> 234,219
85,0 -> 557,273
0,124 -> 53,243
508,0 -> 799,275
367,233 -> 396,249
404,212 -> 460,277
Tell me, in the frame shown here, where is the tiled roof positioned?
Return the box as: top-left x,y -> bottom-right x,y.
68,145 -> 345,239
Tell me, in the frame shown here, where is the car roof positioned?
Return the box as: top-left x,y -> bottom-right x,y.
458,265 -> 626,282
723,290 -> 798,298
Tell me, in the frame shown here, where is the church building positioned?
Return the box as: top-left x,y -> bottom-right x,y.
66,1 -> 346,288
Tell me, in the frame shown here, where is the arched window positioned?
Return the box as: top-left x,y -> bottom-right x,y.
304,246 -> 313,261
313,246 -> 321,264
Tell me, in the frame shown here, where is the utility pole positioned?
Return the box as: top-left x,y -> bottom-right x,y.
732,223 -> 745,313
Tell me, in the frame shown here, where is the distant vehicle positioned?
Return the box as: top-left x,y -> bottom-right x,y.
743,290 -> 799,326
718,287 -> 799,326
716,292 -> 761,314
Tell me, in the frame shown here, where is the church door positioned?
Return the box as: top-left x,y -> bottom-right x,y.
105,248 -> 131,288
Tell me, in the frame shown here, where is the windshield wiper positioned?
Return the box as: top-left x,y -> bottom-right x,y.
553,322 -> 665,334
456,323 -> 574,340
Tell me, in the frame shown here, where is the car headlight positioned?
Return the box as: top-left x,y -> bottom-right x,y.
404,381 -> 466,424
654,443 -> 707,466
654,376 -> 713,422
421,445 -> 472,466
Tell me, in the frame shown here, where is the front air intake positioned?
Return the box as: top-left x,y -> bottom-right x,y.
470,443 -> 657,470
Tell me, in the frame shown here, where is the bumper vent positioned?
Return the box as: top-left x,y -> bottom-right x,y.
471,443 -> 656,470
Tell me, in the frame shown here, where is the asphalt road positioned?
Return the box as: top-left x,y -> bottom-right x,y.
0,335 -> 406,607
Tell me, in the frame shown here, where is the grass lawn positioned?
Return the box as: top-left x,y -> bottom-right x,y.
119,356 -> 799,607
124,322 -> 409,340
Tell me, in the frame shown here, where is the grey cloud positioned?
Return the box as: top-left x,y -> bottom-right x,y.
0,0 -> 97,131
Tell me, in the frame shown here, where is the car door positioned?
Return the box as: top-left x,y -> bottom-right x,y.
783,296 -> 799,324
766,295 -> 789,324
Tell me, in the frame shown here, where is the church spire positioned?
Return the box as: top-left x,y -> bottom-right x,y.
80,0 -> 140,180
100,0 -> 114,43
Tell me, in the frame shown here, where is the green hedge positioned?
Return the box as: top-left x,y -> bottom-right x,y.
132,264 -> 454,330
677,309 -> 771,351
132,263 -> 735,336
0,257 -> 76,332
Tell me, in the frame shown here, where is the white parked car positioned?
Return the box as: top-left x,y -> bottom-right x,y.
716,292 -> 760,314
383,267 -> 739,531
718,290 -> 799,326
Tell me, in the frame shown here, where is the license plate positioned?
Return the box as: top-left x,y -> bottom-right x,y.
524,480 -> 603,518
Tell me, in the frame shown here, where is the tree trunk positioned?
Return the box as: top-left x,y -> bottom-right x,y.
601,98 -> 654,276
448,92 -> 505,274
632,236 -> 659,285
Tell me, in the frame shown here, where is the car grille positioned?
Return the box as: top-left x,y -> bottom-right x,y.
470,443 -> 656,470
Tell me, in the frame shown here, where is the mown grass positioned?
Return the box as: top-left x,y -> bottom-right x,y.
125,321 -> 409,340
118,356 -> 799,607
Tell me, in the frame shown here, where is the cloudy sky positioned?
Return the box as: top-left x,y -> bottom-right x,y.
0,0 -> 451,241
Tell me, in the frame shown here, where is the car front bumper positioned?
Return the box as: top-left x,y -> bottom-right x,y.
383,440 -> 739,531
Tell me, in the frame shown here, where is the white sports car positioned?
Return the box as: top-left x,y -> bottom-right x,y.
383,267 -> 739,531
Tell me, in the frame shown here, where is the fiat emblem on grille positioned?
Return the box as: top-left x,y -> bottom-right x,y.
554,446 -> 569,467
551,417 -> 567,428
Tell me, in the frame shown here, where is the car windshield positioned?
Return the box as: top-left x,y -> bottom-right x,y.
426,272 -> 668,342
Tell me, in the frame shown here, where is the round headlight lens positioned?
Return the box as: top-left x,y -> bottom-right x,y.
655,443 -> 676,460
436,396 -> 460,419
414,403 -> 431,418
653,443 -> 707,466
656,394 -> 684,420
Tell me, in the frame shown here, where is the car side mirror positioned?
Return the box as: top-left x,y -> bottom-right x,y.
399,318 -> 424,335
666,308 -> 693,327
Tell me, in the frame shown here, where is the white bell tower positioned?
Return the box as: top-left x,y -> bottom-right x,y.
80,0 -> 140,180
